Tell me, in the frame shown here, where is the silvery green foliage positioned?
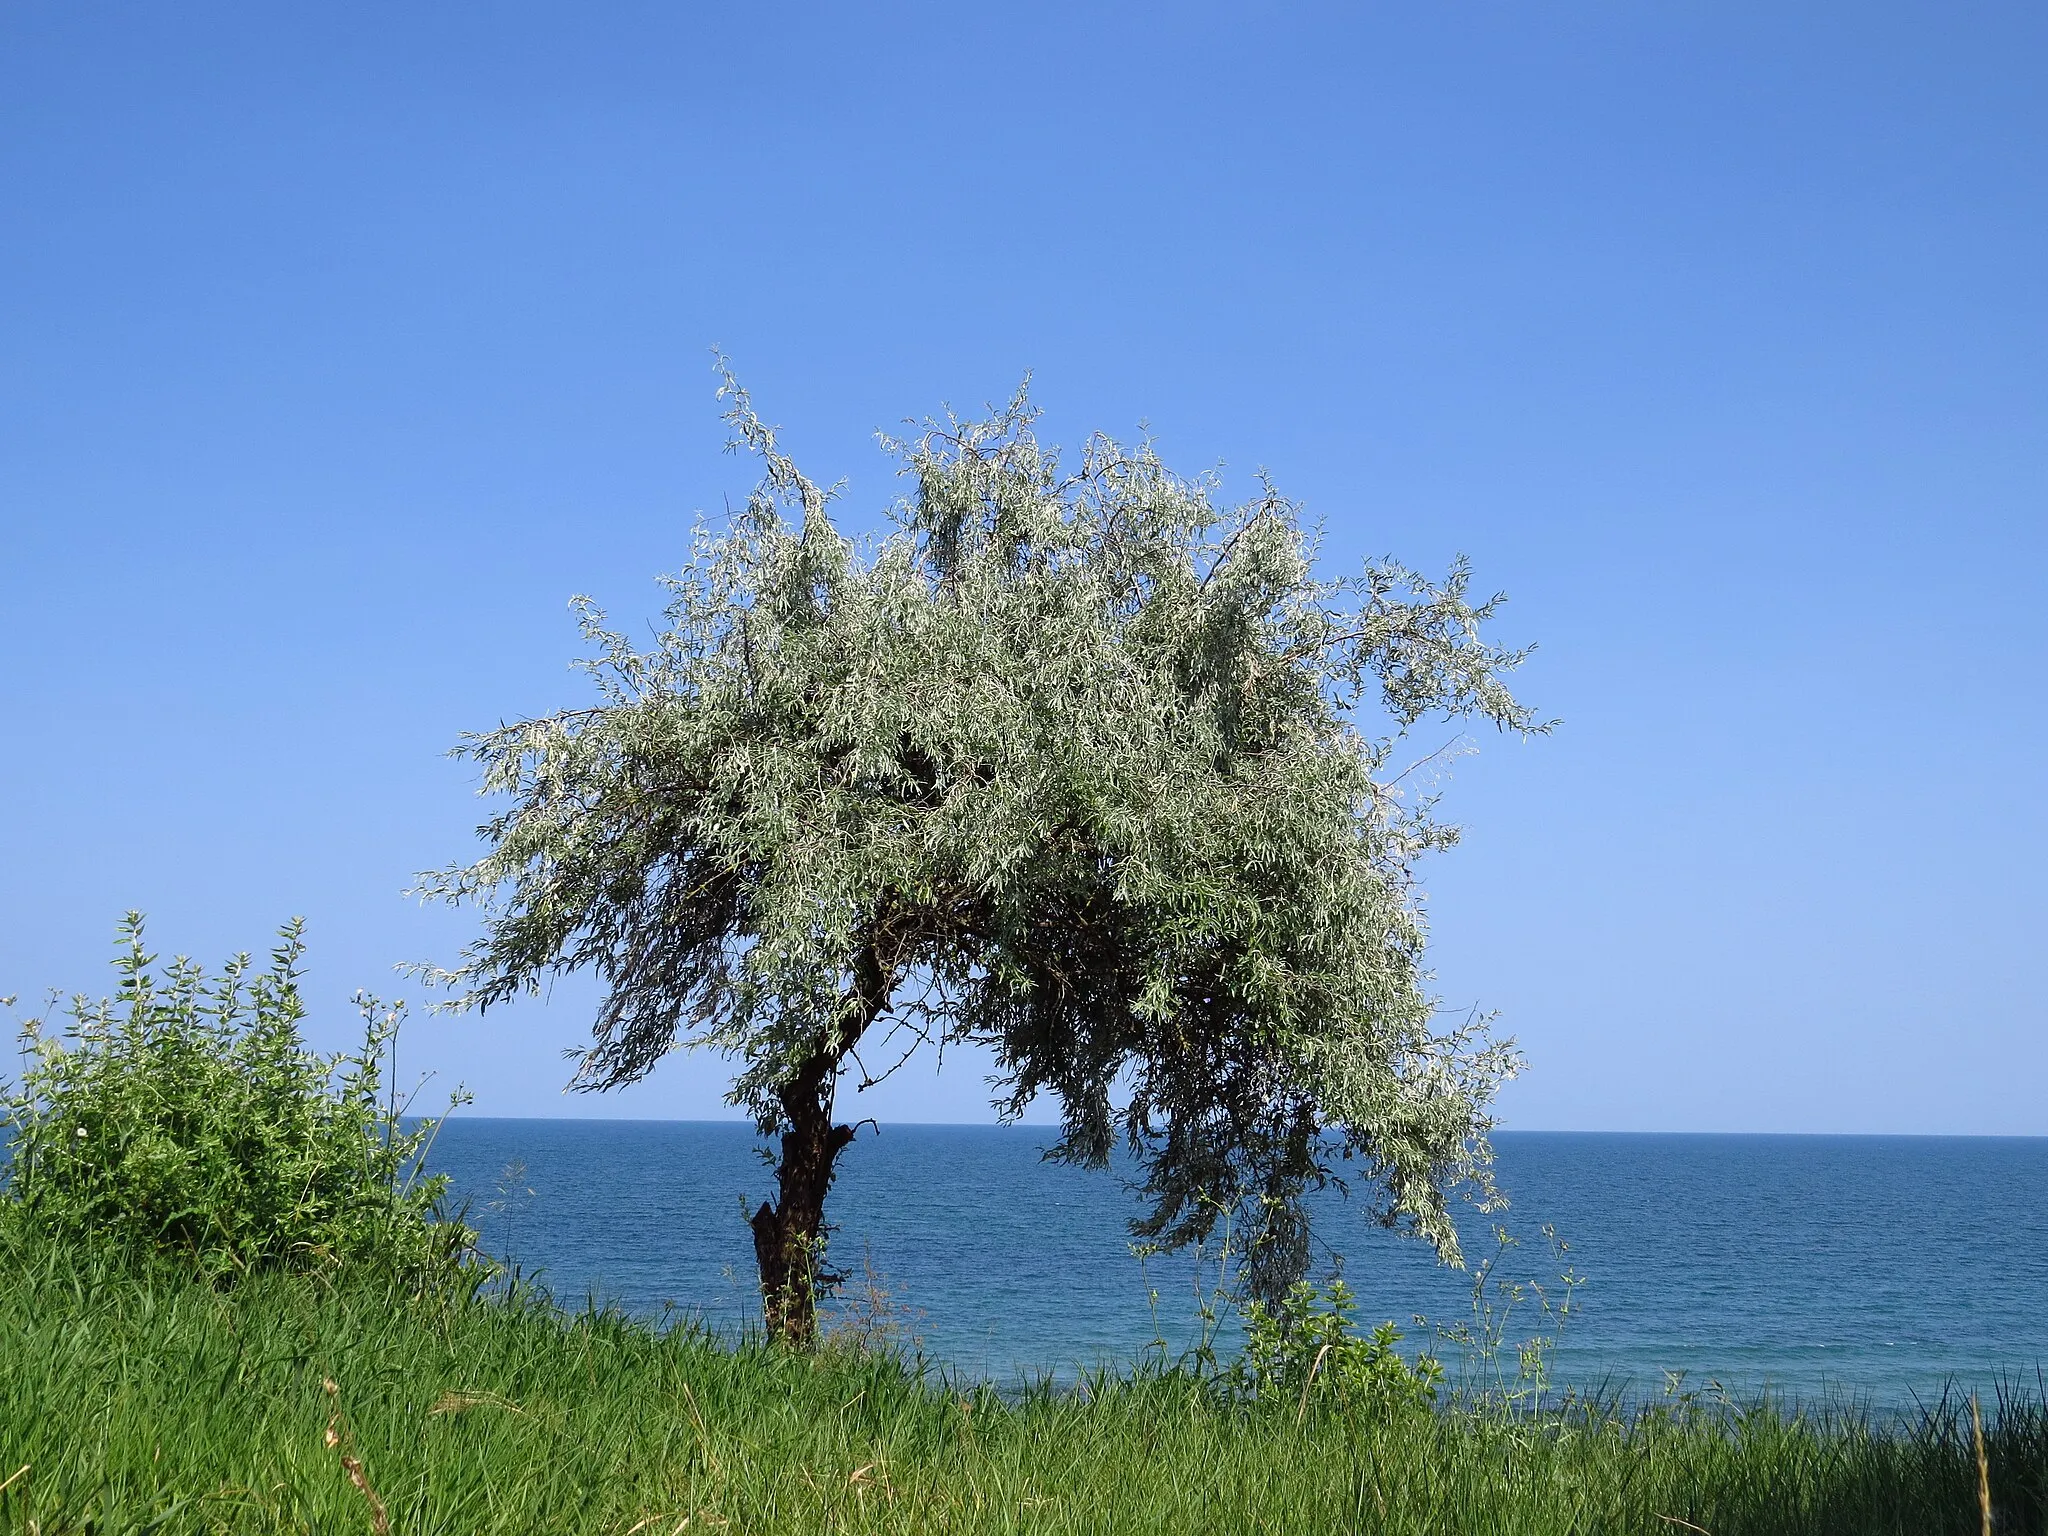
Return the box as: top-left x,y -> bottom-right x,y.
419,370 -> 1543,1299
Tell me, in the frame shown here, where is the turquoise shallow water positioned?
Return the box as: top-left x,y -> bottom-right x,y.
425,1121 -> 2048,1406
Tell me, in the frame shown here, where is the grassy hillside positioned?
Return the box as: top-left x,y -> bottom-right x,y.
1,1240 -> 2043,1534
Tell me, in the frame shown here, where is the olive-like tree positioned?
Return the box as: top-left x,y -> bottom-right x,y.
418,369 -> 1544,1346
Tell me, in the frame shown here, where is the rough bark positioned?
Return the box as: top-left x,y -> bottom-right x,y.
748,938 -> 892,1347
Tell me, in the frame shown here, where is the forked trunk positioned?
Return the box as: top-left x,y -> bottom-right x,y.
748,940 -> 892,1348
749,1049 -> 855,1347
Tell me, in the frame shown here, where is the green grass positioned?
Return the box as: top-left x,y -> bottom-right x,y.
1,1239 -> 2044,1534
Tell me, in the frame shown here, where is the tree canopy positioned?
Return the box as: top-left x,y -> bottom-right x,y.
419,367 -> 1545,1345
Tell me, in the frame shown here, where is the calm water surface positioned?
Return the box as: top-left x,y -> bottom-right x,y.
425,1121 -> 2048,1405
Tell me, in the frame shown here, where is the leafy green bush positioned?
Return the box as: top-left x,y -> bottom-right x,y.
2,914 -> 474,1289
1235,1278 -> 1443,1413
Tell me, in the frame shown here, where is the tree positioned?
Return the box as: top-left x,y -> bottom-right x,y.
418,366 -> 1545,1347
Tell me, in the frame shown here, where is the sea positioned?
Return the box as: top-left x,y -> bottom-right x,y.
424,1121 -> 2048,1409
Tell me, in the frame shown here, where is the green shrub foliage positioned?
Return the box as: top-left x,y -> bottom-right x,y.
2,914 -> 471,1286
1236,1278 -> 1443,1412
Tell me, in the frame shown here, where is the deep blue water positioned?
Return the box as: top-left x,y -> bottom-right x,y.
424,1121 -> 2048,1406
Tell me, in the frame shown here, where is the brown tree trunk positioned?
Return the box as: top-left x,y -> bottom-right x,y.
748,939 -> 892,1348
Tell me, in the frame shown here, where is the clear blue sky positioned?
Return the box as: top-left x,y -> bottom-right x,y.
3,3 -> 2042,1132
